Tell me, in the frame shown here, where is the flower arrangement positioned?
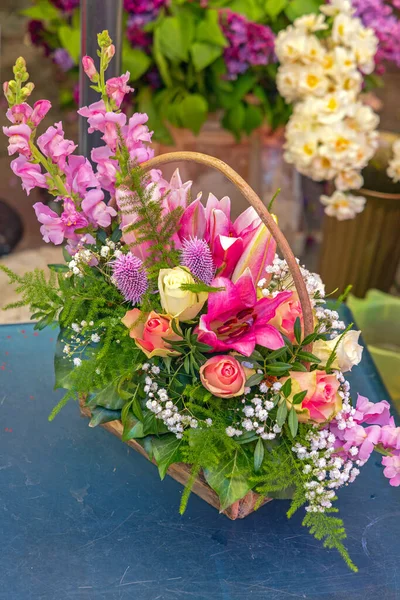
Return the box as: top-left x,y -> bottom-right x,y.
2,32 -> 399,572
276,0 -> 381,220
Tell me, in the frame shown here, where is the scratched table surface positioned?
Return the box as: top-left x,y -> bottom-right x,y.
1,313 -> 399,600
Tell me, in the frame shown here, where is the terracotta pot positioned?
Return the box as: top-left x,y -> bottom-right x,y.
319,132 -> 400,298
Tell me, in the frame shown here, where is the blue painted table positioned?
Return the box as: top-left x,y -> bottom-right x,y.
1,317 -> 399,600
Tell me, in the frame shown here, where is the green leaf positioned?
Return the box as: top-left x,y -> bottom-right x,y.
138,87 -> 173,145
254,438 -> 264,472
88,381 -> 125,410
246,372 -> 263,387
122,412 -> 144,441
265,363 -> 292,375
294,317 -> 302,344
122,43 -> 151,80
142,411 -> 169,436
276,400 -> 288,427
48,263 -> 69,273
58,25 -> 80,64
296,351 -> 321,363
290,361 -> 308,372
267,347 -> 287,361
191,42 -> 222,72
153,29 -> 173,87
281,378 -> 292,398
196,10 -> 228,47
204,450 -> 252,511
21,0 -> 60,20
243,104 -> 263,135
54,331 -> 74,390
222,102 -> 245,140
288,407 -> 299,438
265,0 -> 288,18
153,434 -> 184,479
157,16 -> 191,62
178,94 -> 208,134
89,407 -> 122,428
293,390 -> 307,405
285,0 -> 323,21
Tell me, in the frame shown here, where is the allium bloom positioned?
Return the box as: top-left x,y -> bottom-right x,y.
112,253 -> 148,304
180,237 -> 215,285
11,155 -> 48,195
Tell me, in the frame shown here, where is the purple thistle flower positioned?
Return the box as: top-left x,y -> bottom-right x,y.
112,253 -> 148,304
180,237 -> 215,285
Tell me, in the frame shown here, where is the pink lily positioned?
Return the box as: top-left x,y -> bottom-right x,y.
212,235 -> 243,278
231,207 -> 276,284
179,198 -> 207,240
196,269 -> 291,356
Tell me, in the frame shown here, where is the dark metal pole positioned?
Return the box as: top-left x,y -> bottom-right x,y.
79,0 -> 123,158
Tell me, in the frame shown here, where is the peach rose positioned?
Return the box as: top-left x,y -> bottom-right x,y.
122,308 -> 181,358
200,355 -> 246,398
283,370 -> 342,423
268,291 -> 303,343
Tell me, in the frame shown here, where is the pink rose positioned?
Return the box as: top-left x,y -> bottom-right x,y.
11,155 -> 48,195
3,123 -> 32,158
105,72 -> 133,108
268,291 -> 303,344
200,355 -> 246,399
382,455 -> 400,487
284,370 -> 342,423
121,308 -> 182,358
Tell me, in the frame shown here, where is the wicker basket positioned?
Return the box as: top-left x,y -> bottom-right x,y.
80,151 -> 314,519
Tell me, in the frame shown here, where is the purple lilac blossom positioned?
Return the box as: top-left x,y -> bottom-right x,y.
53,48 -> 75,72
220,10 -> 275,79
353,0 -> 400,71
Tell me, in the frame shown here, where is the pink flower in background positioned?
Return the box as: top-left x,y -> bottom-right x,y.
65,155 -> 99,196
31,99 -> 52,126
6,103 -> 32,124
102,112 -> 128,151
37,121 -> 77,168
78,100 -> 107,132
82,56 -> 98,81
160,169 -> 193,213
343,424 -> 381,461
3,123 -> 32,157
379,425 -> 400,450
197,270 -> 290,356
82,188 -> 117,227
10,155 -> 48,195
106,72 -> 134,107
33,202 -> 65,244
354,394 -> 392,426
382,455 -> 400,486
91,146 -> 119,194
124,112 -> 154,162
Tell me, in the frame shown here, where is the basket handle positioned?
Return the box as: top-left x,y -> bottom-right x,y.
142,151 -> 314,343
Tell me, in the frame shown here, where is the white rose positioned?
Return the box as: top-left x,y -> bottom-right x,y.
158,267 -> 207,322
313,330 -> 363,372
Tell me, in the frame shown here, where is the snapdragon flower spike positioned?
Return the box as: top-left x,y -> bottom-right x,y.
112,252 -> 148,304
180,237 -> 215,285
